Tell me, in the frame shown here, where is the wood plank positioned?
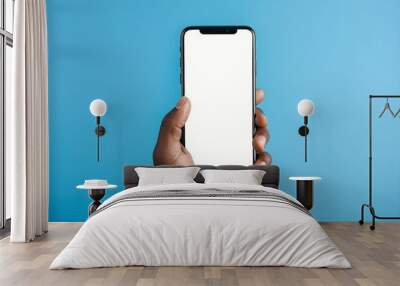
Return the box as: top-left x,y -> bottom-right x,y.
0,222 -> 399,286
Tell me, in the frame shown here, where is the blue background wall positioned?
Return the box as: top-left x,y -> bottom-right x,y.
47,0 -> 400,222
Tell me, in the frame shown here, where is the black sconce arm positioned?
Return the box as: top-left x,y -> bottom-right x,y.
95,116 -> 106,162
298,116 -> 310,162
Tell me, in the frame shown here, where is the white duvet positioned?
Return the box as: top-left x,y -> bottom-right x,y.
50,183 -> 350,269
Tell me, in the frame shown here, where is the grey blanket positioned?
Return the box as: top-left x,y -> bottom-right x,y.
92,188 -> 309,217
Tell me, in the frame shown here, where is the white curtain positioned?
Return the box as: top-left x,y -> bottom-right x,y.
8,0 -> 49,242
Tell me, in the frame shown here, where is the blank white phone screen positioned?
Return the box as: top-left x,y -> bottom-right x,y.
183,29 -> 254,165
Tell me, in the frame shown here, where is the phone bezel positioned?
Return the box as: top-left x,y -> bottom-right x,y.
180,26 -> 256,164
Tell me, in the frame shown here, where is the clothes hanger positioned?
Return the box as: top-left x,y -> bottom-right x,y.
378,98 -> 395,118
394,106 -> 400,118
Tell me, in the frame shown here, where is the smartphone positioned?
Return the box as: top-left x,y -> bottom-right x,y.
181,26 -> 255,165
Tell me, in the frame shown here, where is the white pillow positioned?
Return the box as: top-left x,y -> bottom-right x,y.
200,169 -> 266,185
135,167 -> 201,186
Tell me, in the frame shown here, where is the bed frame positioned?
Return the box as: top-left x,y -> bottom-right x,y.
123,165 -> 280,189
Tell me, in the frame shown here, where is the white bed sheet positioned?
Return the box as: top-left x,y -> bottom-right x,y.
50,183 -> 350,269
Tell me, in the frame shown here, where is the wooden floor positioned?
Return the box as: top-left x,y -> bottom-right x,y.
0,222 -> 399,286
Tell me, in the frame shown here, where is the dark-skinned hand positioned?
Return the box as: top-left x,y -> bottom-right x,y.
153,89 -> 271,166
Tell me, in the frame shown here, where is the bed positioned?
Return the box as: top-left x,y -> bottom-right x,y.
50,165 -> 350,269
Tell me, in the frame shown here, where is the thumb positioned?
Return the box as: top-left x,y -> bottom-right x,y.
153,97 -> 192,165
161,97 -> 191,140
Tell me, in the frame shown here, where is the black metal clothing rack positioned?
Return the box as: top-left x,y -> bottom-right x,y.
359,95 -> 400,230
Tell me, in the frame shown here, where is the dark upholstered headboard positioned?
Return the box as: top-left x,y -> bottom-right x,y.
123,165 -> 280,189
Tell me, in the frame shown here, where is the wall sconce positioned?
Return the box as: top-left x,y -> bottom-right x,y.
297,99 -> 315,162
89,99 -> 107,162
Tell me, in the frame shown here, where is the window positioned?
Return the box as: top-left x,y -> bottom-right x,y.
0,0 -> 14,233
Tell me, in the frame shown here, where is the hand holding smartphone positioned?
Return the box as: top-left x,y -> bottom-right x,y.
153,26 -> 271,167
